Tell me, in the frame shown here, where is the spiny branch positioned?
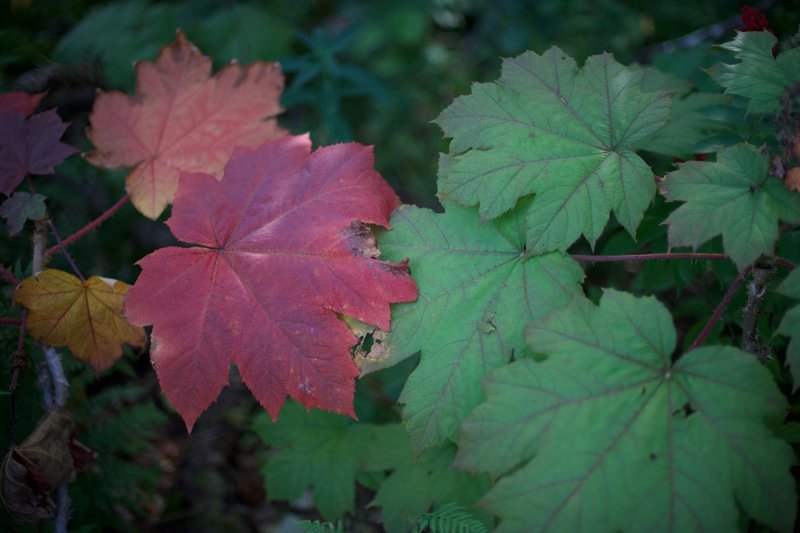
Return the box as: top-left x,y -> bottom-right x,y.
688,266 -> 752,352
45,193 -> 130,258
0,264 -> 19,285
571,252 -> 728,263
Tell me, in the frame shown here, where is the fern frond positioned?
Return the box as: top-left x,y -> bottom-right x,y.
413,503 -> 488,533
298,519 -> 346,533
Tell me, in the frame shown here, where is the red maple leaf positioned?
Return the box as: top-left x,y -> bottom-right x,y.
0,108 -> 78,196
124,135 -> 418,430
86,30 -> 285,220
0,92 -> 44,115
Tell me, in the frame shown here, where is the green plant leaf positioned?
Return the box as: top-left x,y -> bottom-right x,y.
0,192 -> 45,236
661,143 -> 800,270
253,401 -> 372,520
778,268 -> 800,390
375,201 -> 584,451
458,289 -> 796,532
634,92 -> 732,158
709,31 -> 800,114
435,46 -> 670,253
366,425 -> 490,533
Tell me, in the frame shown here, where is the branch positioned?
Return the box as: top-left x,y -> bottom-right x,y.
0,264 -> 19,285
45,193 -> 130,258
688,266 -> 752,351
571,252 -> 729,263
48,219 -> 85,282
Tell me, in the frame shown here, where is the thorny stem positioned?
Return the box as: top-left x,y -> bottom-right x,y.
688,266 -> 753,352
48,219 -> 85,282
571,252 -> 728,263
45,193 -> 130,258
0,264 -> 19,285
10,310 -> 28,446
743,261 -> 781,360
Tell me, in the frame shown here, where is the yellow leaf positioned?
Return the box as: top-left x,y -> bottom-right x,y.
13,269 -> 146,372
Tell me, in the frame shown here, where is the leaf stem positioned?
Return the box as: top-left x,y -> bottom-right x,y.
45,193 -> 130,258
571,252 -> 729,263
47,219 -> 85,282
688,265 -> 752,352
0,264 -> 19,285
0,317 -> 22,325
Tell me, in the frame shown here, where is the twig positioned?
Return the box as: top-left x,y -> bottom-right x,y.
571,252 -> 729,263
48,219 -> 85,282
32,220 -> 48,276
45,193 -> 130,258
10,310 -> 28,446
688,266 -> 752,351
742,261 -> 779,360
0,264 -> 19,285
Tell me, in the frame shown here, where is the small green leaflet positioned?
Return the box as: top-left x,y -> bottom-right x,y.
253,401 -> 372,520
375,202 -> 583,451
435,46 -> 670,253
778,268 -> 800,390
709,31 -> 800,114
365,425 -> 490,533
412,503 -> 488,533
662,143 -> 800,270
458,290 -> 796,533
0,192 -> 46,236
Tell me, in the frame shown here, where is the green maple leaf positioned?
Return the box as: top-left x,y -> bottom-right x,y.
435,47 -> 670,253
365,425 -> 490,533
458,290 -> 796,533
253,401 -> 372,520
778,268 -> 800,390
374,201 -> 584,451
661,143 -> 800,270
709,31 -> 800,114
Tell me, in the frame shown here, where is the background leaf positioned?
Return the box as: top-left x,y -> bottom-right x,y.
435,47 -> 670,253
708,30 -> 800,114
459,290 -> 796,532
661,143 -> 800,269
377,201 -> 584,451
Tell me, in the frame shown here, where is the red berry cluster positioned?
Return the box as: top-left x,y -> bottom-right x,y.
740,5 -> 773,33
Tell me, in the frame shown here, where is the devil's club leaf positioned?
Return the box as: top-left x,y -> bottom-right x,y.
661,143 -> 800,270
13,269 -> 146,372
375,200 -> 583,451
254,401 -> 372,520
124,135 -> 417,430
778,268 -> 800,390
709,31 -> 800,114
0,192 -> 46,235
459,290 -> 796,533
435,47 -> 670,253
0,109 -> 78,196
86,30 -> 285,219
0,92 -> 44,115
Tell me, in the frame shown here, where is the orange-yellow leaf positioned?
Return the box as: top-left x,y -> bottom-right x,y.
787,167 -> 800,192
86,30 -> 285,219
13,269 -> 146,372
